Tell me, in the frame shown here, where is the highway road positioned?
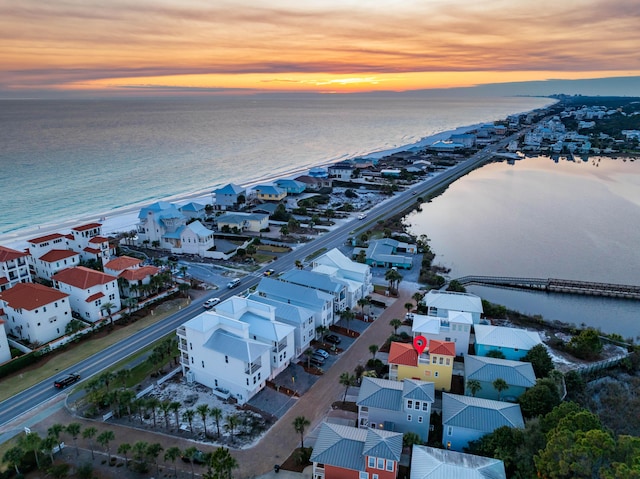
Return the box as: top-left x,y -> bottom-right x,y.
0,130 -> 520,432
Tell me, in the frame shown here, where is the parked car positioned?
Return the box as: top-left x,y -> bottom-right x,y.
181,449 -> 207,465
309,357 -> 325,367
324,334 -> 341,344
168,255 -> 179,262
263,269 -> 275,276
227,278 -> 241,289
315,349 -> 330,358
203,298 -> 221,309
54,373 -> 80,389
311,353 -> 326,363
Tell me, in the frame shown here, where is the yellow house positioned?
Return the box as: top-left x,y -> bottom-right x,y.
388,340 -> 455,392
253,184 -> 287,202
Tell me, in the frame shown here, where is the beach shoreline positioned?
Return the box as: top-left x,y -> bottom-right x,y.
1,122 -> 490,251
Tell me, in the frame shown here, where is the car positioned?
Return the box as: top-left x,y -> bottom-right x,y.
311,353 -> 326,363
54,373 -> 81,389
263,269 -> 275,276
324,334 -> 341,344
412,191 -> 417,195
203,298 -> 221,309
309,357 -> 325,367
181,449 -> 207,465
227,278 -> 241,289
315,349 -> 330,358
168,255 -> 179,262
357,213 -> 367,220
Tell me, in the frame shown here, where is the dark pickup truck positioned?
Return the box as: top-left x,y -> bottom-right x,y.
54,373 -> 81,389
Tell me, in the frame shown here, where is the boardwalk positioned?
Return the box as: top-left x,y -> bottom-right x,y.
455,275 -> 640,300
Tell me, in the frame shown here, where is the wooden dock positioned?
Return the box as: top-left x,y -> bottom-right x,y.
454,276 -> 640,300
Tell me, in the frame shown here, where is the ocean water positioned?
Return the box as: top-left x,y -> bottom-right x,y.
0,94 -> 553,238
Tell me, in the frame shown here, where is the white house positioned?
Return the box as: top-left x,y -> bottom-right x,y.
280,269 -> 349,312
68,223 -> 112,263
178,202 -> 207,220
177,307 -> 274,404
312,248 -> 373,297
216,212 -> 269,233
424,290 -> 483,324
0,320 -> 11,364
136,201 -> 186,248
51,266 -> 120,322
0,246 -> 32,292
0,283 -> 71,345
255,277 -> 335,331
26,233 -> 69,259
247,293 -> 315,356
31,249 -> 80,281
167,221 -> 215,255
212,183 -> 246,210
104,256 -> 159,299
412,310 -> 472,357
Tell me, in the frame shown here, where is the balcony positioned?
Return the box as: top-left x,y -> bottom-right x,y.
245,360 -> 261,375
177,326 -> 186,337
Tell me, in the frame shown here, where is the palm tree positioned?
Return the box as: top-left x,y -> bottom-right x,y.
404,302 -> 414,315
2,446 -> 24,475
385,268 -> 403,294
100,301 -> 116,326
466,379 -> 482,397
116,369 -> 131,389
118,443 -> 132,468
304,348 -> 314,369
225,414 -> 240,442
160,401 -> 172,429
390,318 -> 403,334
209,447 -> 239,479
179,282 -> 190,297
315,325 -> 328,341
493,378 -> 509,401
147,397 -> 161,427
97,430 -> 115,462
403,431 -> 423,464
119,389 -> 136,420
183,446 -> 199,479
293,416 -> 311,448
82,426 -> 98,460
99,371 -> 116,393
164,446 -> 182,478
339,372 -> 355,405
412,291 -> 423,309
182,409 -> 196,433
18,431 -> 42,469
357,297 -> 370,317
369,344 -> 379,359
65,422 -> 81,457
42,435 -> 57,464
170,401 -> 181,428
210,406 -> 223,438
295,259 -> 303,269
132,441 -> 149,472
341,308 -> 355,333
196,404 -> 210,436
146,443 -> 164,476
47,423 -> 65,454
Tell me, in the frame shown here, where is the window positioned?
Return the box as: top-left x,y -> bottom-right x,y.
386,460 -> 394,472
368,457 -> 375,468
372,475 -> 379,479
448,426 -> 453,436
414,401 -> 420,410
407,400 -> 412,409
377,458 -> 384,469
225,355 -> 228,363
201,361 -> 205,368
359,472 -> 369,479
439,357 -> 444,364
418,416 -> 424,424
407,414 -> 412,421
446,358 -> 450,365
435,371 -> 439,377
423,402 -> 428,411
190,342 -> 192,350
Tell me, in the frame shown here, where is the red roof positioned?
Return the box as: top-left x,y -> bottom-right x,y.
429,340 -> 456,357
0,277 -> 8,286
40,249 -> 79,262
83,247 -> 102,254
27,233 -> 66,245
104,256 -> 142,271
388,341 -> 418,367
119,265 -> 159,281
52,266 -> 116,288
0,283 -> 68,311
72,223 -> 102,232
85,291 -> 105,302
0,246 -> 29,262
89,236 -> 108,244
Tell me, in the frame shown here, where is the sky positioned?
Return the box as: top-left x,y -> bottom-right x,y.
1,0 -> 639,97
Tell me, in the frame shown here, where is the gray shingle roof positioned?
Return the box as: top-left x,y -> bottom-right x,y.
363,428 -> 403,462
256,277 -> 332,310
425,290 -> 483,314
473,325 -> 542,350
411,445 -> 506,479
248,294 -> 314,326
357,377 -> 434,411
281,270 -> 344,295
442,393 -> 524,431
203,330 -> 269,363
464,355 -> 536,388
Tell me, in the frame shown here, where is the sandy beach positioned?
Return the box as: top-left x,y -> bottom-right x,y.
1,122 -> 482,252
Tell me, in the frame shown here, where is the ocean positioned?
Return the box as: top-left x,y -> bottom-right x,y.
0,94 -> 554,239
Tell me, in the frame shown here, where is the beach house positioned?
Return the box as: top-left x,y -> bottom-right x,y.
0,320 -> 11,364
473,325 -> 542,360
26,233 -> 69,259
136,201 -> 186,247
312,248 -> 374,298
274,178 -> 306,195
255,277 -> 335,331
104,256 -> 160,299
253,184 -> 286,202
423,290 -> 483,324
167,220 -> 215,256
311,422 -> 403,479
327,161 -> 355,180
387,340 -> 455,392
52,266 -> 120,322
247,293 -> 314,356
212,183 -> 246,211
279,269 -> 349,312
31,249 -> 80,282
442,393 -> 524,451
355,238 -> 415,270
357,376 -> 435,442
0,246 -> 32,292
0,283 -> 71,344
412,311 -> 472,357
410,445 -> 506,479
178,202 -> 207,220
68,223 -> 112,263
178,301 -> 290,404
216,212 -> 269,233
464,355 -> 536,401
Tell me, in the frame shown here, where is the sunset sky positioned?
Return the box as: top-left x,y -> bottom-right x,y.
1,0 -> 639,97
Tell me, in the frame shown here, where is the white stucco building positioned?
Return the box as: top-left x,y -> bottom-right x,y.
0,246 -> 32,292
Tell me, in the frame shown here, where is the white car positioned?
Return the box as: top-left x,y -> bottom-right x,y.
357,213 -> 367,220
315,349 -> 330,358
203,298 -> 221,309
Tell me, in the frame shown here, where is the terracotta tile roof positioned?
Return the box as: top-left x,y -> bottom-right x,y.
72,223 -> 102,231
119,265 -> 159,281
0,283 -> 68,310
65,234 -> 74,240
52,266 -> 116,288
388,341 -> 418,367
39,249 -> 79,262
27,233 -> 66,244
429,340 -> 456,357
85,291 -> 105,302
0,246 -> 29,262
88,236 -> 108,244
83,247 -> 102,254
0,277 -> 8,286
104,256 -> 142,271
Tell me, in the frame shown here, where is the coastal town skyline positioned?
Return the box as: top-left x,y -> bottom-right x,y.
1,0 -> 639,98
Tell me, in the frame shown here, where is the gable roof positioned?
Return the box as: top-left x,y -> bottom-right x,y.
388,341 -> 418,366
39,249 -> 79,262
184,220 -> 213,238
425,290 -> 483,314
119,265 -> 159,281
357,376 -> 433,411
280,270 -> 344,295
27,233 -> 67,245
213,183 -> 245,195
315,248 -> 369,275
203,329 -> 270,363
0,283 -> 68,310
464,355 -> 536,388
253,184 -> 285,196
0,246 -> 28,262
104,256 -> 142,271
179,202 -> 205,212
411,445 -> 506,479
256,277 -> 332,310
442,393 -> 524,431
72,222 -> 102,232
52,266 -> 117,288
217,212 -> 268,224
429,340 -> 456,357
247,294 -> 314,326
473,325 -> 542,350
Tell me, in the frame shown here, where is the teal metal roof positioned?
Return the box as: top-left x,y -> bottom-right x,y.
442,393 -> 524,431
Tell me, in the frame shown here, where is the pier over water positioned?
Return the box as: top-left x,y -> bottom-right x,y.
455,276 -> 640,300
